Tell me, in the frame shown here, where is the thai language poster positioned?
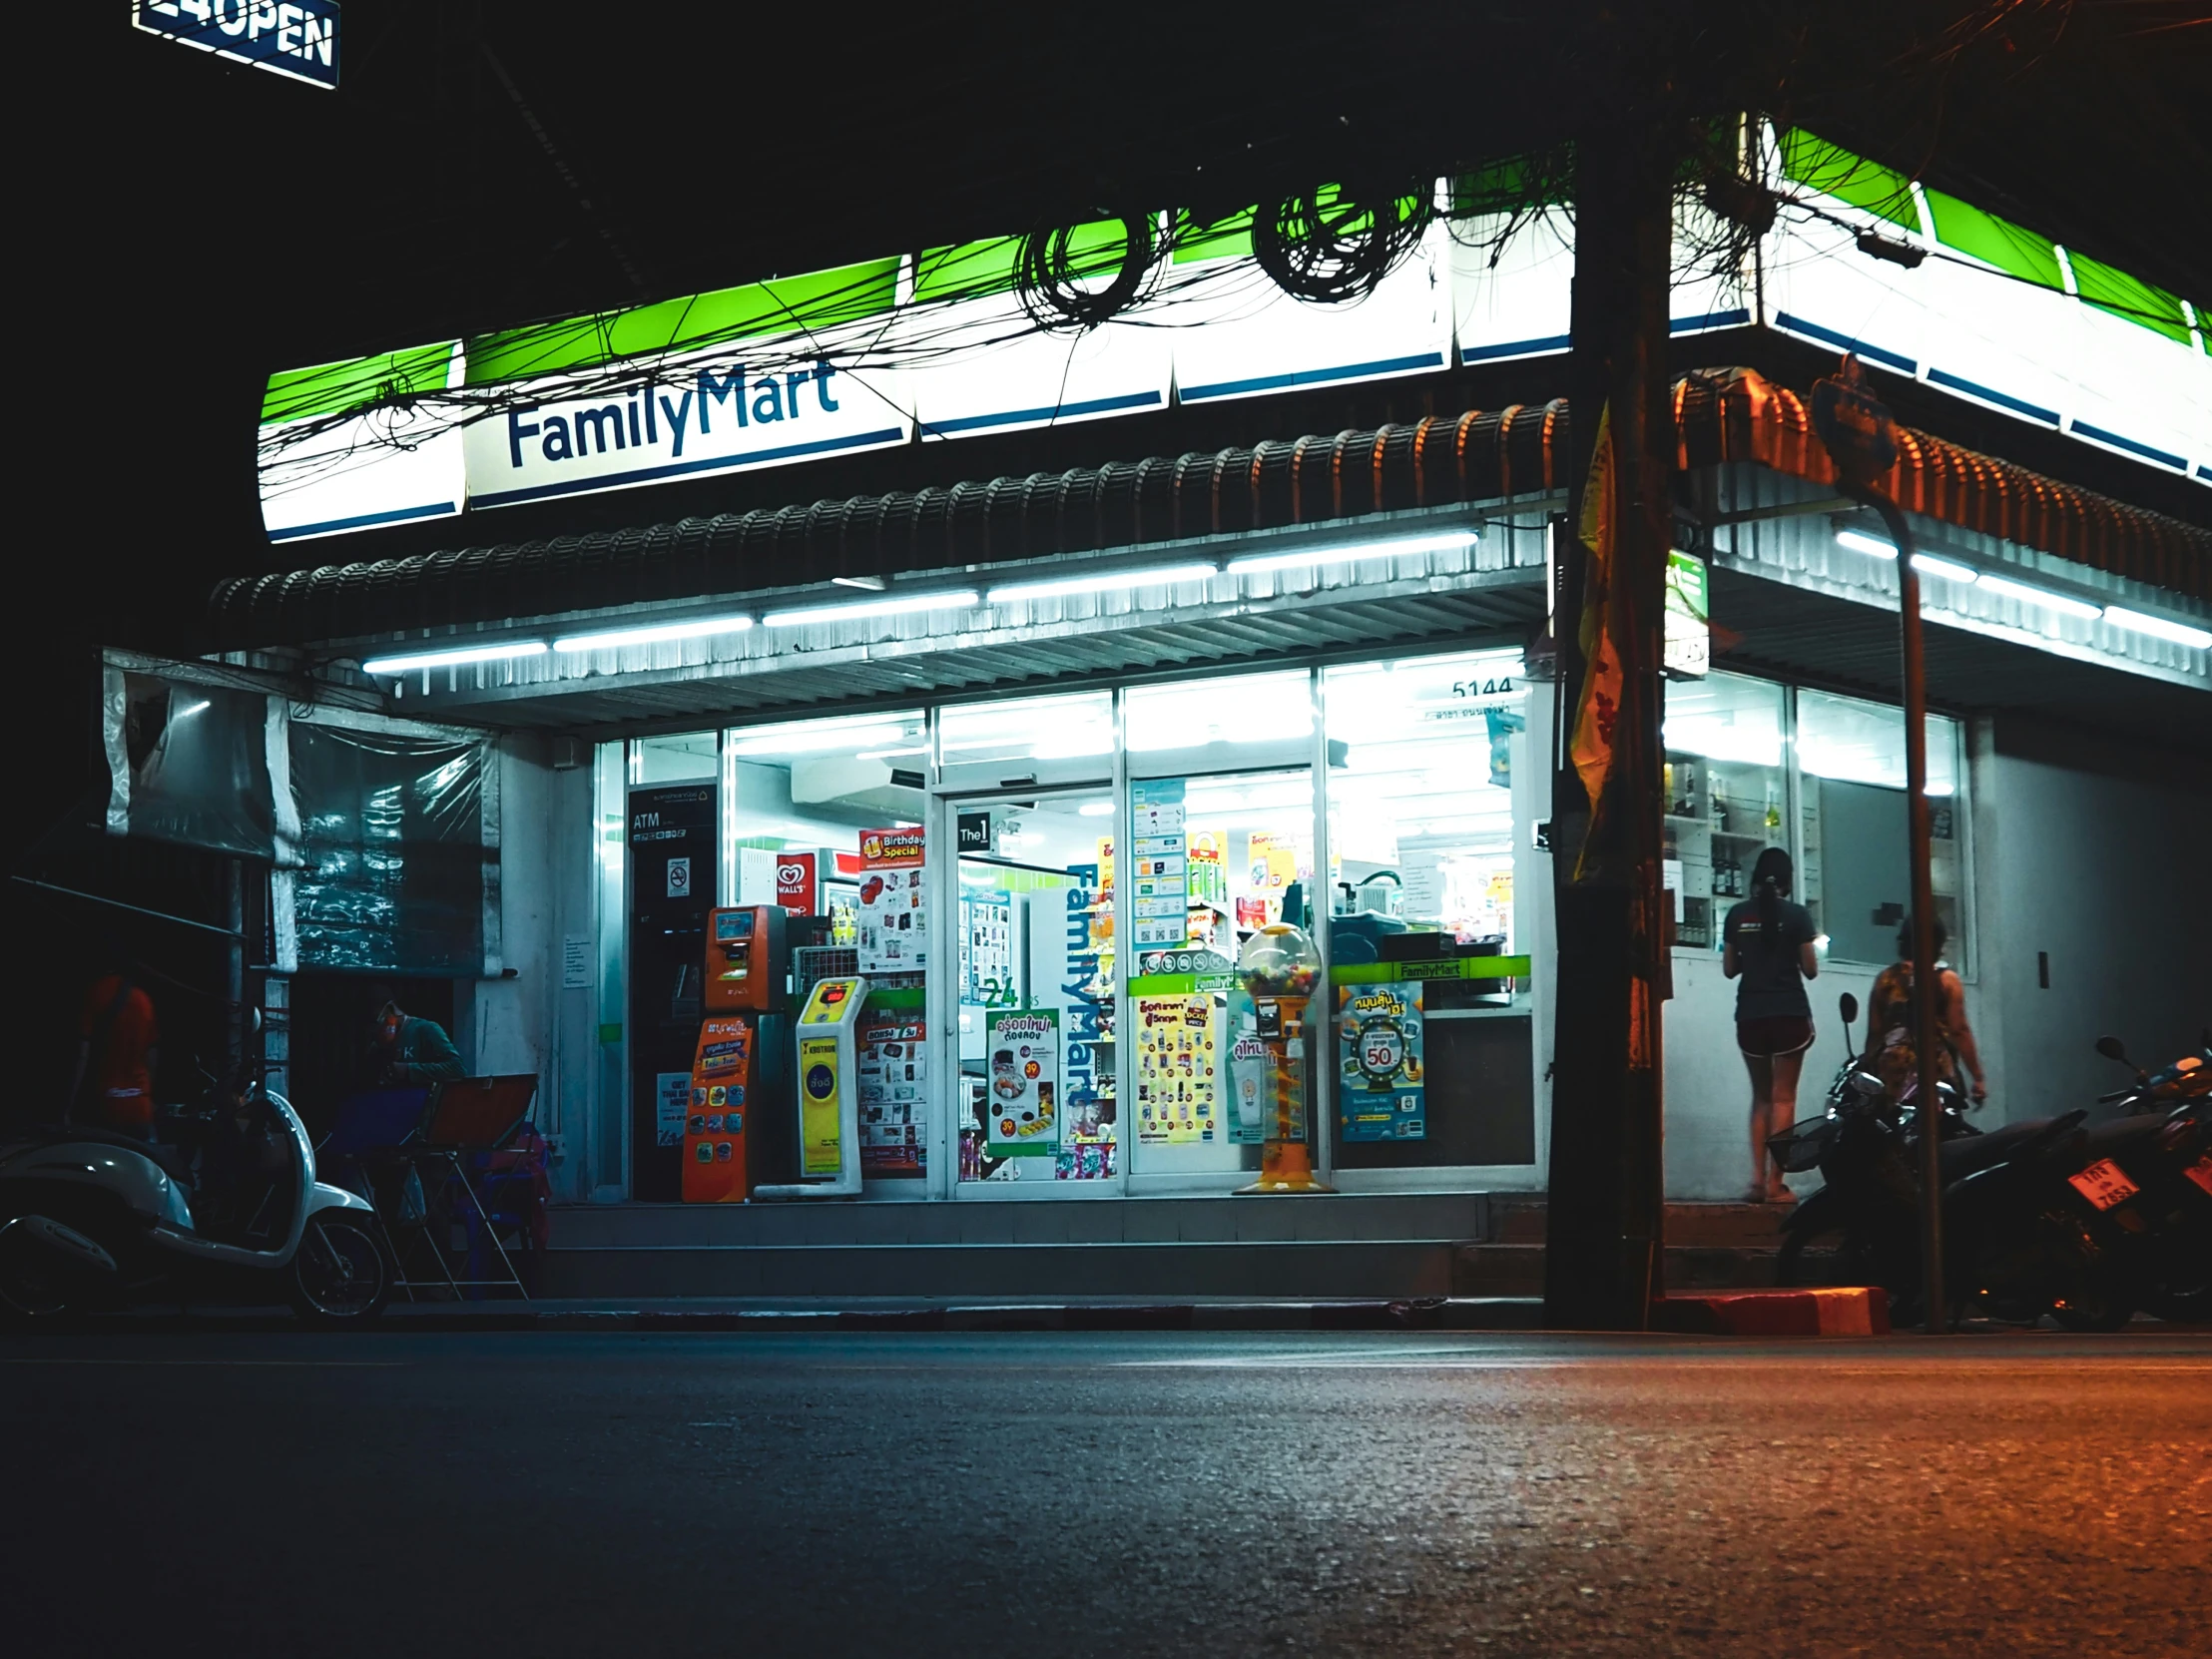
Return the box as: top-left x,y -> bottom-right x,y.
1336,982 -> 1426,1141
984,1007 -> 1059,1156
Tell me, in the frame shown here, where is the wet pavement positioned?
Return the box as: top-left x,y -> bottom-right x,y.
4,1329 -> 2206,1657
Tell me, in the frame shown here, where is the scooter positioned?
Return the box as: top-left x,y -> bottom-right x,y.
1771,991 -> 2115,1328
0,1083 -> 390,1324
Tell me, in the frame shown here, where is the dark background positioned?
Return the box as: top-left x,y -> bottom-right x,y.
13,3 -> 2208,1123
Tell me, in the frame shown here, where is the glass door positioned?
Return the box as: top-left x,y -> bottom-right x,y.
943,786 -> 1121,1190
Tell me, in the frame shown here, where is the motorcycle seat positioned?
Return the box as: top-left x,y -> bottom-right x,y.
1936,1116 -> 2068,1182
2080,1113 -> 2166,1158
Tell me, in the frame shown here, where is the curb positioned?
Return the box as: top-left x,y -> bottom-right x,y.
1652,1287 -> 1892,1338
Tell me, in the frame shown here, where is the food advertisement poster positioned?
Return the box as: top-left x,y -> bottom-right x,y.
856,1010 -> 927,1177
856,827 -> 927,973
984,1008 -> 1059,1156
1135,994 -> 1219,1144
1337,983 -> 1426,1141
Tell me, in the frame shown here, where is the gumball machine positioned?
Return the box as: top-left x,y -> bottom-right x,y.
1233,922 -> 1334,1194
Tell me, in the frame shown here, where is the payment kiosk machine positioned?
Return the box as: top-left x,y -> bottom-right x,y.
683,905 -> 792,1203
754,975 -> 868,1200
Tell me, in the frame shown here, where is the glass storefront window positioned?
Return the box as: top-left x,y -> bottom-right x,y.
723,710 -> 930,1179
1125,670 -> 1318,1178
1325,650 -> 1536,1169
630,730 -> 719,783
940,692 -> 1114,772
1662,672 -> 1790,951
951,787 -> 1117,1184
1797,689 -> 1968,970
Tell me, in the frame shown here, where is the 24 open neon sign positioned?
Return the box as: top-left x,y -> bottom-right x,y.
134,1 -> 339,91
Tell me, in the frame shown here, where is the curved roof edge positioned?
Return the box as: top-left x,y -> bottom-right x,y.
211,368 -> 2208,648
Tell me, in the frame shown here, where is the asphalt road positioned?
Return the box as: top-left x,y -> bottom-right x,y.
4,1330 -> 2206,1658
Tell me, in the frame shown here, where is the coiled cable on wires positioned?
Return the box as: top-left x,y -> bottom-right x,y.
1015,211 -> 1160,331
1254,181 -> 1433,302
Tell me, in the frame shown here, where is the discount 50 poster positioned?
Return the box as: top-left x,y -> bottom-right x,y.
1336,984 -> 1425,1141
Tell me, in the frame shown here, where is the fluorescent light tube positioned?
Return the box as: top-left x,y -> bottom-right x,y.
1910,554 -> 1979,584
986,563 -> 1218,603
1226,529 -> 1477,574
362,641 -> 548,676
764,591 -> 979,627
1971,574 -> 2102,619
1078,801 -> 1115,817
553,615 -> 754,653
2102,605 -> 2212,650
728,723 -> 913,758
172,700 -> 211,720
1834,529 -> 1896,559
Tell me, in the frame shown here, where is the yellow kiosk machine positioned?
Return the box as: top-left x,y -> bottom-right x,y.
753,975 -> 868,1199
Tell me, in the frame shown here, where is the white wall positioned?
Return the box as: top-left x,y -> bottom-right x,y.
453,737 -> 599,1202
1975,721 -> 2212,1124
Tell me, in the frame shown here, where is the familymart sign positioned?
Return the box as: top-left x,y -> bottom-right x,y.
134,1 -> 339,90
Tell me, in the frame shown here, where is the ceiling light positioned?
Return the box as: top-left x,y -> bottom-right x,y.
362,641 -> 548,676
830,575 -> 887,591
553,615 -> 754,653
2102,605 -> 2212,650
1971,573 -> 2102,619
1226,529 -> 1478,575
1910,554 -> 1979,585
1834,529 -> 1896,559
765,591 -> 980,628
172,700 -> 211,720
986,563 -> 1219,603
728,723 -> 914,758
1078,801 -> 1115,818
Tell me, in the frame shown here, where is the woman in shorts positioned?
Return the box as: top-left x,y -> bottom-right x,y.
1722,847 -> 1820,1203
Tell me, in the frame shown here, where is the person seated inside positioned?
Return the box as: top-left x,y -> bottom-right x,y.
369,999 -> 467,1089
70,965 -> 158,1140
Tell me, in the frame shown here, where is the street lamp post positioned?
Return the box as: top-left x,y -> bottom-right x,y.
1812,358 -> 1946,1335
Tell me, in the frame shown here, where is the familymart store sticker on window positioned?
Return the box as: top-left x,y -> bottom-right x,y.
985,1009 -> 1059,1156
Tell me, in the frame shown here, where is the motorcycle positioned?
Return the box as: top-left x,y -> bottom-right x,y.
1771,992 -> 2122,1329
2061,1033 -> 2212,1324
0,1080 -> 390,1324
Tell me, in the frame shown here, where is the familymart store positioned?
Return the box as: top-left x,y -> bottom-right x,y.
205,377 -> 2211,1279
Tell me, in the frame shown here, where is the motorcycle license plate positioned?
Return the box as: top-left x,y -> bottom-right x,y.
2187,1155 -> 2212,1198
2066,1157 -> 2138,1212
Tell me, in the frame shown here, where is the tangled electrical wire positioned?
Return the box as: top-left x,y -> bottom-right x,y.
1014,211 -> 1161,331
1254,181 -> 1434,302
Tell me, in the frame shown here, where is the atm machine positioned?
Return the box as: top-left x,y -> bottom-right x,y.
754,974 -> 869,1200
682,904 -> 792,1202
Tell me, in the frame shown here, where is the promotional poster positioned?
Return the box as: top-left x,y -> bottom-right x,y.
1134,993 -> 1219,1145
856,827 -> 927,973
1337,983 -> 1427,1141
856,1009 -> 927,1177
984,1008 -> 1059,1156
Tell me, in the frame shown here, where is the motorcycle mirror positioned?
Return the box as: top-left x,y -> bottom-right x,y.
1850,1071 -> 1885,1097
1839,992 -> 1859,1024
2094,1035 -> 2128,1064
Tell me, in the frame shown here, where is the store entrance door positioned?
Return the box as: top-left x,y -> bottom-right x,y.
942,787 -> 1120,1190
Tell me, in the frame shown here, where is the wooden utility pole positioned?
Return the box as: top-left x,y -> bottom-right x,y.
1542,114 -> 1677,1331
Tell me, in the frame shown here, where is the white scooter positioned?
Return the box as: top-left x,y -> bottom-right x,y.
0,1085 -> 389,1324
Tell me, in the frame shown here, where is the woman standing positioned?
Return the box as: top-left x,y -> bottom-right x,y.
1722,847 -> 1819,1203
1862,913 -> 1986,1108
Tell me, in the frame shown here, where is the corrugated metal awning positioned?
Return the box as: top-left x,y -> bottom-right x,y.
209,367 -> 2209,651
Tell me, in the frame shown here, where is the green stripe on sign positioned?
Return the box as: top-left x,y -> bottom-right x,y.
1330,955 -> 1531,985
1127,972 -> 1238,996
1172,207 -> 1255,266
913,222 -> 1140,304
2067,253 -> 2193,347
262,341 -> 456,427
1778,130 -> 1919,234
463,258 -> 902,387
1922,190 -> 2062,291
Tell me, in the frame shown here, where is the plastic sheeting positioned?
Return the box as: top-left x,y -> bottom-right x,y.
289,722 -> 493,975
103,673 -> 276,857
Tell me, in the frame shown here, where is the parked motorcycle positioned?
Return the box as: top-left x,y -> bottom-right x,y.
0,1081 -> 390,1324
2061,1033 -> 2212,1324
1771,992 -> 2125,1329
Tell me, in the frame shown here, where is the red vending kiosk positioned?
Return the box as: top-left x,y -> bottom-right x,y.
682,905 -> 791,1202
